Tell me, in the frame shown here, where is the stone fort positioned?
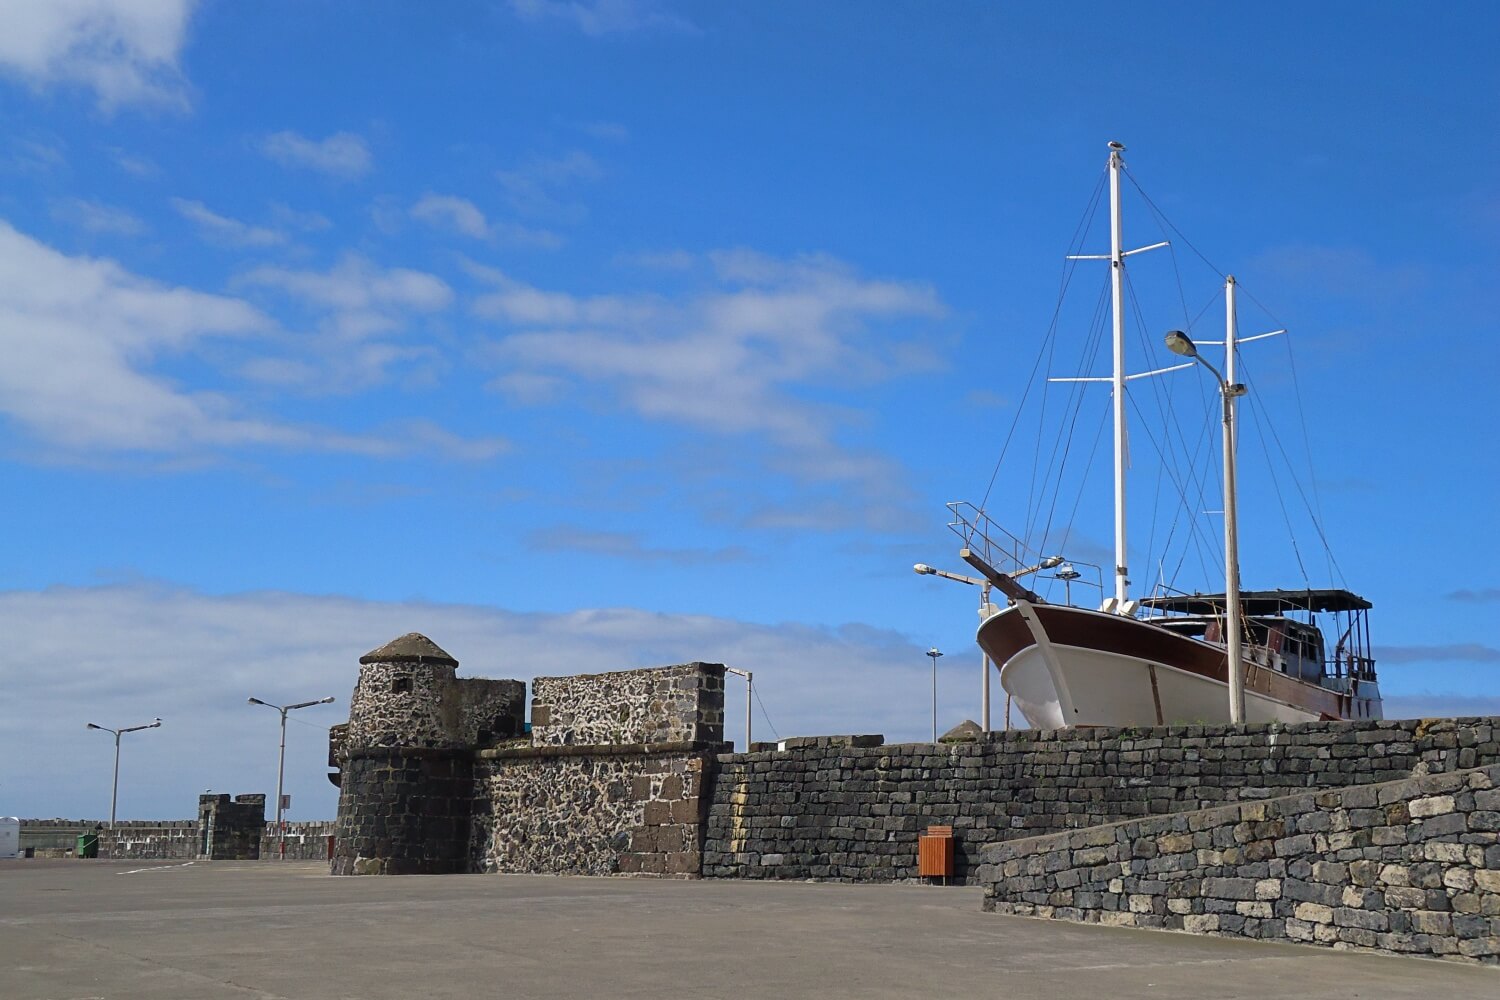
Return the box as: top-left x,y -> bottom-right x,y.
328,631 -> 1500,963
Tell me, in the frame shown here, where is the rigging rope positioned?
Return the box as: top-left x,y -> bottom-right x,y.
979,168 -> 1107,514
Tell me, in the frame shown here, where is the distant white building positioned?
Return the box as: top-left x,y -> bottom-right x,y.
0,818 -> 19,859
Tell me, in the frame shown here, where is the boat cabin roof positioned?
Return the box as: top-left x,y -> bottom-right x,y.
1140,588 -> 1372,616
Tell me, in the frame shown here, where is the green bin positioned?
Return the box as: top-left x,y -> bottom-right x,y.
76,833 -> 99,859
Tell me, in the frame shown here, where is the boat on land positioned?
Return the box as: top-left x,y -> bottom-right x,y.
950,142 -> 1381,729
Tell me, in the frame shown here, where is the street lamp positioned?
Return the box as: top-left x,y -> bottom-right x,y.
724,667 -> 754,750
1166,323 -> 1249,724
925,647 -> 944,742
86,718 -> 162,827
248,696 -> 335,857
915,563 -> 996,731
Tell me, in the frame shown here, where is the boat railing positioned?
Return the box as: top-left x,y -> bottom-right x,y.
945,501 -> 1037,578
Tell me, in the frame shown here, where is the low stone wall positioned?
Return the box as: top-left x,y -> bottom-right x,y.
474,743 -> 714,876
979,764 -> 1500,963
259,821 -> 338,860
702,718 -> 1500,883
25,817 -> 338,861
19,819 -> 105,852
100,821 -> 199,860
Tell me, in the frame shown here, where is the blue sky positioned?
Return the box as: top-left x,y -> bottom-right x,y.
2,1 -> 1497,820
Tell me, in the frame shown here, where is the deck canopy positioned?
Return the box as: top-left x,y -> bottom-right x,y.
1140,588 -> 1372,616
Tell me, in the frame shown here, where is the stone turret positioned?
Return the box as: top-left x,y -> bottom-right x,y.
330,633 -> 525,875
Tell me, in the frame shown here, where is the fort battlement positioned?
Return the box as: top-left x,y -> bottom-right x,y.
321,633 -> 1500,962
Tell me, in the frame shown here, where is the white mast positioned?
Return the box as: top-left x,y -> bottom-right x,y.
1223,276 -> 1246,722
1108,142 -> 1130,606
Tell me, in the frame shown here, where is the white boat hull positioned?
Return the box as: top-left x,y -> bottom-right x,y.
979,600 -> 1377,730
999,643 -> 1320,729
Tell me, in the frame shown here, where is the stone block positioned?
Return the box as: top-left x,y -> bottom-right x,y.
1408,794 -> 1455,818
1293,902 -> 1333,924
1182,914 -> 1220,934
1410,910 -> 1452,935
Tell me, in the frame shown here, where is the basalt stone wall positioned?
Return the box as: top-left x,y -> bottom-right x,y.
702,718 -> 1500,884
331,749 -> 473,875
531,663 -> 725,747
345,659 -> 464,751
198,793 -> 266,860
99,821 -> 199,860
473,744 -> 715,877
258,820 -> 338,860
979,765 -> 1500,963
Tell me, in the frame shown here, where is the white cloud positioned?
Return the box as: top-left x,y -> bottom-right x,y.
0,581 -> 957,818
236,256 -> 461,392
0,219 -> 282,452
51,197 -> 147,235
508,0 -> 696,36
0,221 -> 495,460
410,193 -> 566,249
109,147 -> 158,176
474,250 -> 944,531
495,150 -> 602,222
170,197 -> 285,247
412,193 -> 489,238
241,256 -> 451,316
260,130 -> 371,178
0,0 -> 195,111
1378,643 -> 1500,664
477,250 -> 944,447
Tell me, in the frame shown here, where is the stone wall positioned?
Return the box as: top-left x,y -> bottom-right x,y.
100,821 -> 199,860
474,745 -> 712,876
259,820 -> 338,860
702,718 -> 1500,883
475,663 -> 728,877
530,663 -> 725,747
19,819 -> 105,852
26,815 -> 337,861
199,793 -> 265,860
331,633 -> 524,875
332,749 -> 473,875
978,765 -> 1500,963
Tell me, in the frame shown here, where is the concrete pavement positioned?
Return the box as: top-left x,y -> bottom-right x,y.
1,859 -> 1495,999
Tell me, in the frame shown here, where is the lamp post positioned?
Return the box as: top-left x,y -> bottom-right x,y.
248,696 -> 335,857
724,667 -> 753,750
86,718 -> 162,827
925,648 -> 943,741
1166,321 -> 1249,724
915,564 -> 993,731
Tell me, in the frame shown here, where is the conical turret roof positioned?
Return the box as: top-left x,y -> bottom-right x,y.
939,719 -> 984,743
359,632 -> 458,666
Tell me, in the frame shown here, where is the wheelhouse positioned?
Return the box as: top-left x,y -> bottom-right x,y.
1140,588 -> 1377,688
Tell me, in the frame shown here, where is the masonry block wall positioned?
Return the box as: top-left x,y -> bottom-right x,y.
331,633 -> 526,875
530,664 -> 725,747
475,662 -> 725,877
198,793 -> 265,860
329,632 -> 727,876
473,746 -> 712,876
979,764 -> 1500,963
702,718 -> 1500,883
99,821 -> 199,860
